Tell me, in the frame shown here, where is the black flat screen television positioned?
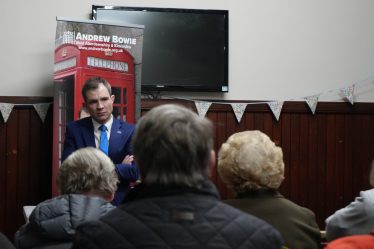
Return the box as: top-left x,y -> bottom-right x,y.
92,5 -> 229,92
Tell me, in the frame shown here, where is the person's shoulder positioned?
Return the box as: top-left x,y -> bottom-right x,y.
217,201 -> 277,229
217,202 -> 283,246
66,117 -> 91,128
115,118 -> 136,130
360,189 -> 374,198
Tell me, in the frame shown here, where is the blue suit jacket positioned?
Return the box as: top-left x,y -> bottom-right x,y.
61,116 -> 139,205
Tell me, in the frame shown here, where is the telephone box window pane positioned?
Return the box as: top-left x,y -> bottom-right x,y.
112,87 -> 121,104
59,126 -> 62,142
59,109 -> 62,124
65,109 -> 74,124
59,92 -> 64,107
65,93 -> 74,108
59,143 -> 62,158
123,88 -> 127,105
122,107 -> 127,122
113,106 -> 121,120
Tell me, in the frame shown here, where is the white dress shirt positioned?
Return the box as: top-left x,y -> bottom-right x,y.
92,115 -> 113,149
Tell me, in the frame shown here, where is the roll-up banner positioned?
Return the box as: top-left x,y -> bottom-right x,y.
52,17 -> 144,196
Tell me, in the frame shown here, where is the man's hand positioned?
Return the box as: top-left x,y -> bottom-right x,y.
122,155 -> 134,165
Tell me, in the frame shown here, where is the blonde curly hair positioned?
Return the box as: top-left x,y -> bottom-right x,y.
57,147 -> 118,200
218,130 -> 285,195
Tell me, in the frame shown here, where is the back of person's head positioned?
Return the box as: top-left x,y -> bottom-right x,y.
132,104 -> 213,187
78,106 -> 90,119
57,147 -> 118,200
218,130 -> 285,194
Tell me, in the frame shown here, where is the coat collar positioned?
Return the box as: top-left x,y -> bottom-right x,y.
81,117 -> 95,147
121,179 -> 220,205
236,189 -> 284,199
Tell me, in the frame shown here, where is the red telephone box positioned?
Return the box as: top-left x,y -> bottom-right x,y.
52,41 -> 135,197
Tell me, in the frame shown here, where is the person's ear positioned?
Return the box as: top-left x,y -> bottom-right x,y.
111,95 -> 115,103
209,150 -> 216,177
106,192 -> 115,202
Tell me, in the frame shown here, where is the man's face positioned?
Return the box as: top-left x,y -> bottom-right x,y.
84,83 -> 115,125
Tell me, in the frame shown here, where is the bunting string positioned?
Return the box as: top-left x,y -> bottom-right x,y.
159,75 -> 374,123
0,102 -> 52,123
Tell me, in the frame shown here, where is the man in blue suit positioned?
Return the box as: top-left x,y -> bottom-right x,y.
61,77 -> 139,206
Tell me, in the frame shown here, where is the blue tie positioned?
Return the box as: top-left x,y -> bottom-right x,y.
99,125 -> 108,155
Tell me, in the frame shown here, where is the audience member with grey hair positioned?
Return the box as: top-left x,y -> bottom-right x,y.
218,130 -> 321,249
14,147 -> 117,249
72,104 -> 283,249
326,159 -> 374,242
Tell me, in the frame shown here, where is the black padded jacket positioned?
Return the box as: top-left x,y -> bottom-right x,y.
14,194 -> 115,249
72,180 -> 283,249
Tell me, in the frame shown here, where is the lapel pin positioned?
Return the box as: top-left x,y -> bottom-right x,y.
117,131 -> 122,134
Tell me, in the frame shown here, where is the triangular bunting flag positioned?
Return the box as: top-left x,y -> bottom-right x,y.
195,101 -> 212,118
303,94 -> 321,114
339,84 -> 355,105
231,103 -> 247,123
268,101 -> 284,121
0,103 -> 15,123
33,103 -> 51,123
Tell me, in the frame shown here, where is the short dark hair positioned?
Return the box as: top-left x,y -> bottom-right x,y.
81,77 -> 112,103
132,104 -> 213,187
78,107 -> 89,119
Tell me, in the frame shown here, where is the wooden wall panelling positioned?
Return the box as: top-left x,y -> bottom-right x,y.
343,115 -> 354,207
316,114 -> 327,227
299,113 -> 309,207
17,109 -> 30,227
307,114 -> 318,215
263,113 -> 273,140
207,112 -> 217,186
335,114 -> 345,211
0,109 -> 6,233
29,110 -> 42,206
0,97 -> 53,242
325,114 -> 336,218
245,112 -> 255,131
352,115 -> 362,198
225,111 -> 237,200
40,108 -> 53,202
361,115 -> 371,190
215,111 -> 228,200
254,112 -> 264,132
5,109 -> 19,239
280,113 -> 291,200
366,115 -> 374,190
290,113 -> 300,205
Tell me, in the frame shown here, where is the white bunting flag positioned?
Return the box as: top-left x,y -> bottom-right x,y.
33,103 -> 51,123
231,103 -> 247,123
195,101 -> 212,118
339,84 -> 355,105
0,103 -> 15,123
303,94 -> 321,114
268,101 -> 284,121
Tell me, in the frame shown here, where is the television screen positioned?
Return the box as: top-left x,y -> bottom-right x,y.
93,6 -> 229,92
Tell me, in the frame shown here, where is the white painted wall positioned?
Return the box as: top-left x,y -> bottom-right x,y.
1,0 -> 373,102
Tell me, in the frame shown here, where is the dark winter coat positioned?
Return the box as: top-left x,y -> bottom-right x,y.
14,194 -> 115,249
72,180 -> 283,249
224,189 -> 321,249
